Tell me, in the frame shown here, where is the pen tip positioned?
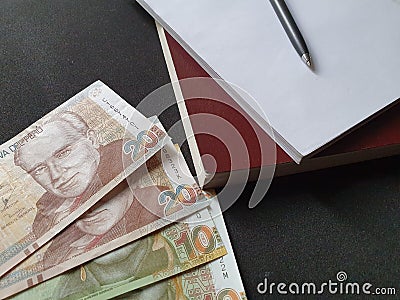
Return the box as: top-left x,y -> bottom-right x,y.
301,53 -> 313,69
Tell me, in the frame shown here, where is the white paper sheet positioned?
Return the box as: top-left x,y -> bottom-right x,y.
138,0 -> 400,162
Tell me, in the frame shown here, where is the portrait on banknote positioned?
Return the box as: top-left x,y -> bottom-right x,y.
10,102 -> 171,265
11,101 -> 132,239
52,232 -> 178,299
41,178 -> 168,269
0,129 -> 178,297
13,110 -> 124,238
0,85 -> 167,273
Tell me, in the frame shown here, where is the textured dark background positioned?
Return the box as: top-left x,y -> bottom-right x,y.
1,1 -> 399,299
224,156 -> 400,299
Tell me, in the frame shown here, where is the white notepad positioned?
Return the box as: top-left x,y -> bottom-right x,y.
138,0 -> 400,163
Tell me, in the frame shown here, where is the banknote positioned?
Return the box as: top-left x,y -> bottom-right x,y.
8,205 -> 227,300
0,81 -> 168,277
94,193 -> 248,299
0,138 -> 214,298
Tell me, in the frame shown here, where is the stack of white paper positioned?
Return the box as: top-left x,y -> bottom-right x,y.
138,0 -> 400,163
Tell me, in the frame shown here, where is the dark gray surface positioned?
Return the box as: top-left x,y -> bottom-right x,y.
1,0 -> 166,135
221,156 -> 400,299
1,1 -> 399,299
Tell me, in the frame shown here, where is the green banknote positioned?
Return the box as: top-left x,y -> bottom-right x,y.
105,195 -> 248,300
103,197 -> 247,300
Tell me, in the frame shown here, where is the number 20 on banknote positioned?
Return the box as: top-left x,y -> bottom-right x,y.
158,184 -> 203,216
123,125 -> 166,162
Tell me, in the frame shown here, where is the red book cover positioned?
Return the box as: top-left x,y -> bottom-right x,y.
163,31 -> 400,187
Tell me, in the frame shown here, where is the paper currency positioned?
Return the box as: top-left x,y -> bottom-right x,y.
121,255 -> 247,299
0,139 -> 214,298
0,81 -> 168,277
8,195 -> 245,300
96,194 -> 248,299
9,205 -> 226,299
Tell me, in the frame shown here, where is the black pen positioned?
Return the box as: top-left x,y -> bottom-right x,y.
269,0 -> 312,69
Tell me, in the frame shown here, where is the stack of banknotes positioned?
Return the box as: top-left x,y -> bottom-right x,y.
0,81 -> 247,299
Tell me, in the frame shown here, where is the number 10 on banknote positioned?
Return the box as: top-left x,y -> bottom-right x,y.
0,81 -> 168,277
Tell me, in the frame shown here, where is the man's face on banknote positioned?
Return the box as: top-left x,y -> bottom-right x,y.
16,119 -> 100,198
76,185 -> 133,236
